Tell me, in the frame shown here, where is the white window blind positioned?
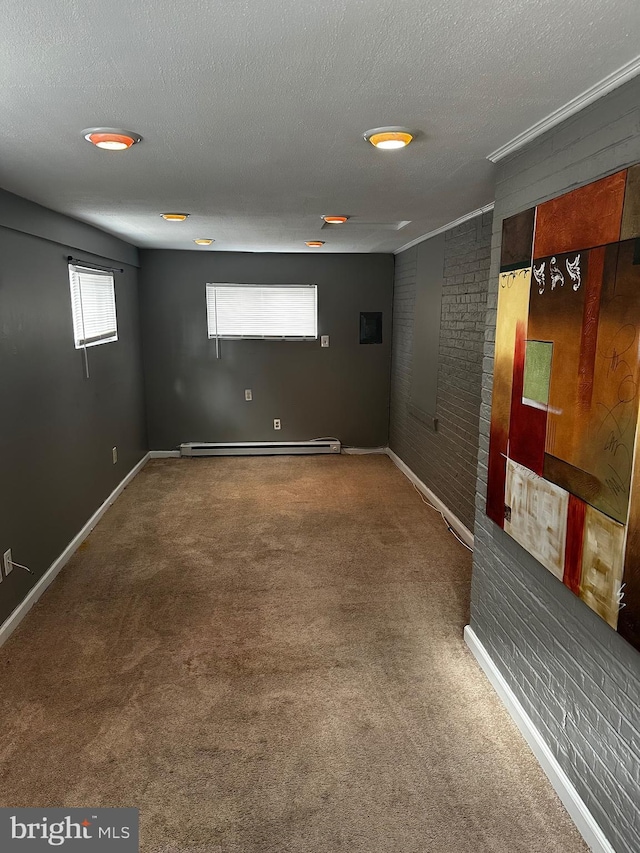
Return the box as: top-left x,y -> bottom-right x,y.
206,284 -> 317,340
68,264 -> 118,348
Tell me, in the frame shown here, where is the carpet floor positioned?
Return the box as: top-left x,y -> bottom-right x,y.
0,455 -> 587,852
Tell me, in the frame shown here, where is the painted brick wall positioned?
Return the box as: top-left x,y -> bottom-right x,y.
389,211 -> 492,531
472,76 -> 640,853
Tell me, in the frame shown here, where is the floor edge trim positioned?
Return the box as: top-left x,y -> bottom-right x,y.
0,452 -> 151,648
385,448 -> 474,549
464,625 -> 615,853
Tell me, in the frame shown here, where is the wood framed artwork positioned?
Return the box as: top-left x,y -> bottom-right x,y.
487,165 -> 640,651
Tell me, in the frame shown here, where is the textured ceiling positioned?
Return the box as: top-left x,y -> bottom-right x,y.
1,0 -> 639,253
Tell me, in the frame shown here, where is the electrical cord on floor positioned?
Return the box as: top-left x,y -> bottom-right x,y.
304,438 -> 388,455
310,439 -> 468,550
412,483 -> 473,552
309,437 -> 371,454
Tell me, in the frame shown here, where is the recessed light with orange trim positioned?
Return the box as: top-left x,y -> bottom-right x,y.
194,239 -> 214,246
322,215 -> 348,224
82,127 -> 142,150
161,213 -> 189,221
305,241 -> 325,247
363,126 -> 414,150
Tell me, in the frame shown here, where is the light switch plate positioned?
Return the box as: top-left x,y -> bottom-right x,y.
321,335 -> 330,347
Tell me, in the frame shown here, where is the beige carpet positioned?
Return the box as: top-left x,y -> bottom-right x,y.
0,455 -> 587,853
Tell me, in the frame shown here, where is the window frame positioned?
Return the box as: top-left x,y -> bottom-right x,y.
68,263 -> 118,349
205,282 -> 318,341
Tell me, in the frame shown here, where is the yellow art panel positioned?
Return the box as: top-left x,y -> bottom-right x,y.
492,268 -> 532,428
579,506 -> 625,629
486,268 -> 533,525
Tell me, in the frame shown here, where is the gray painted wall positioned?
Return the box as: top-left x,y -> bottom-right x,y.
389,212 -> 492,531
0,188 -> 139,267
139,251 -> 393,449
0,219 -> 147,625
409,234 -> 445,421
472,77 -> 640,853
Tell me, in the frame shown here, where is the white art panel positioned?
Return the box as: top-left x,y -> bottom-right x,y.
504,458 -> 569,579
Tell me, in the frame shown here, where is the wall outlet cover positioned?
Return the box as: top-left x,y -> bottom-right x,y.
3,548 -> 11,578
273,419 -> 281,430
245,389 -> 253,401
112,446 -> 118,464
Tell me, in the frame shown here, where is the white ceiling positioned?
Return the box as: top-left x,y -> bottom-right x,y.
1,0 -> 640,253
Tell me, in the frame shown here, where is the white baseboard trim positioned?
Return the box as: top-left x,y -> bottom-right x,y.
385,448 -> 474,549
464,626 -> 615,853
155,447 -> 390,458
342,446 -> 388,455
0,452 -> 151,649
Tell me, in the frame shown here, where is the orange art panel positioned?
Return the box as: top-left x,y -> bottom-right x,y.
528,250 -> 589,465
621,164 -> 640,240
577,240 -> 640,523
533,170 -> 626,258
527,242 -> 640,524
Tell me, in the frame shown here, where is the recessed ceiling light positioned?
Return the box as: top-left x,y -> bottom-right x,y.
161,213 -> 189,221
82,127 -> 141,150
305,241 -> 325,247
363,126 -> 414,150
194,239 -> 214,245
322,216 -> 348,224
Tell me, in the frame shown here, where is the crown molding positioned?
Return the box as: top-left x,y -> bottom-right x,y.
488,54 -> 640,163
393,203 -> 494,255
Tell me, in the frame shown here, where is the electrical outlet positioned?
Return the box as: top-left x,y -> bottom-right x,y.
245,389 -> 253,401
112,446 -> 118,464
273,418 -> 281,430
321,335 -> 330,347
3,548 -> 12,578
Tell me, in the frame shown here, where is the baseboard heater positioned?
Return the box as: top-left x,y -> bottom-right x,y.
180,440 -> 341,457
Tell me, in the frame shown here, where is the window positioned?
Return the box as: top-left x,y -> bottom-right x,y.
68,264 -> 118,348
206,284 -> 317,340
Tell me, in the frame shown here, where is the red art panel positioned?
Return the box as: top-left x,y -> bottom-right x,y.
576,247 -> 604,412
533,170 -> 626,258
563,495 -> 586,595
507,322 -> 547,476
619,507 -> 640,650
487,426 -> 508,528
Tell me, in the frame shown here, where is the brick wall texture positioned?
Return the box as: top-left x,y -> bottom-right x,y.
389,211 -> 492,531
472,77 -> 640,853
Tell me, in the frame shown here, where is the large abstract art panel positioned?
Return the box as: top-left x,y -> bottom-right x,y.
487,166 -> 640,651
